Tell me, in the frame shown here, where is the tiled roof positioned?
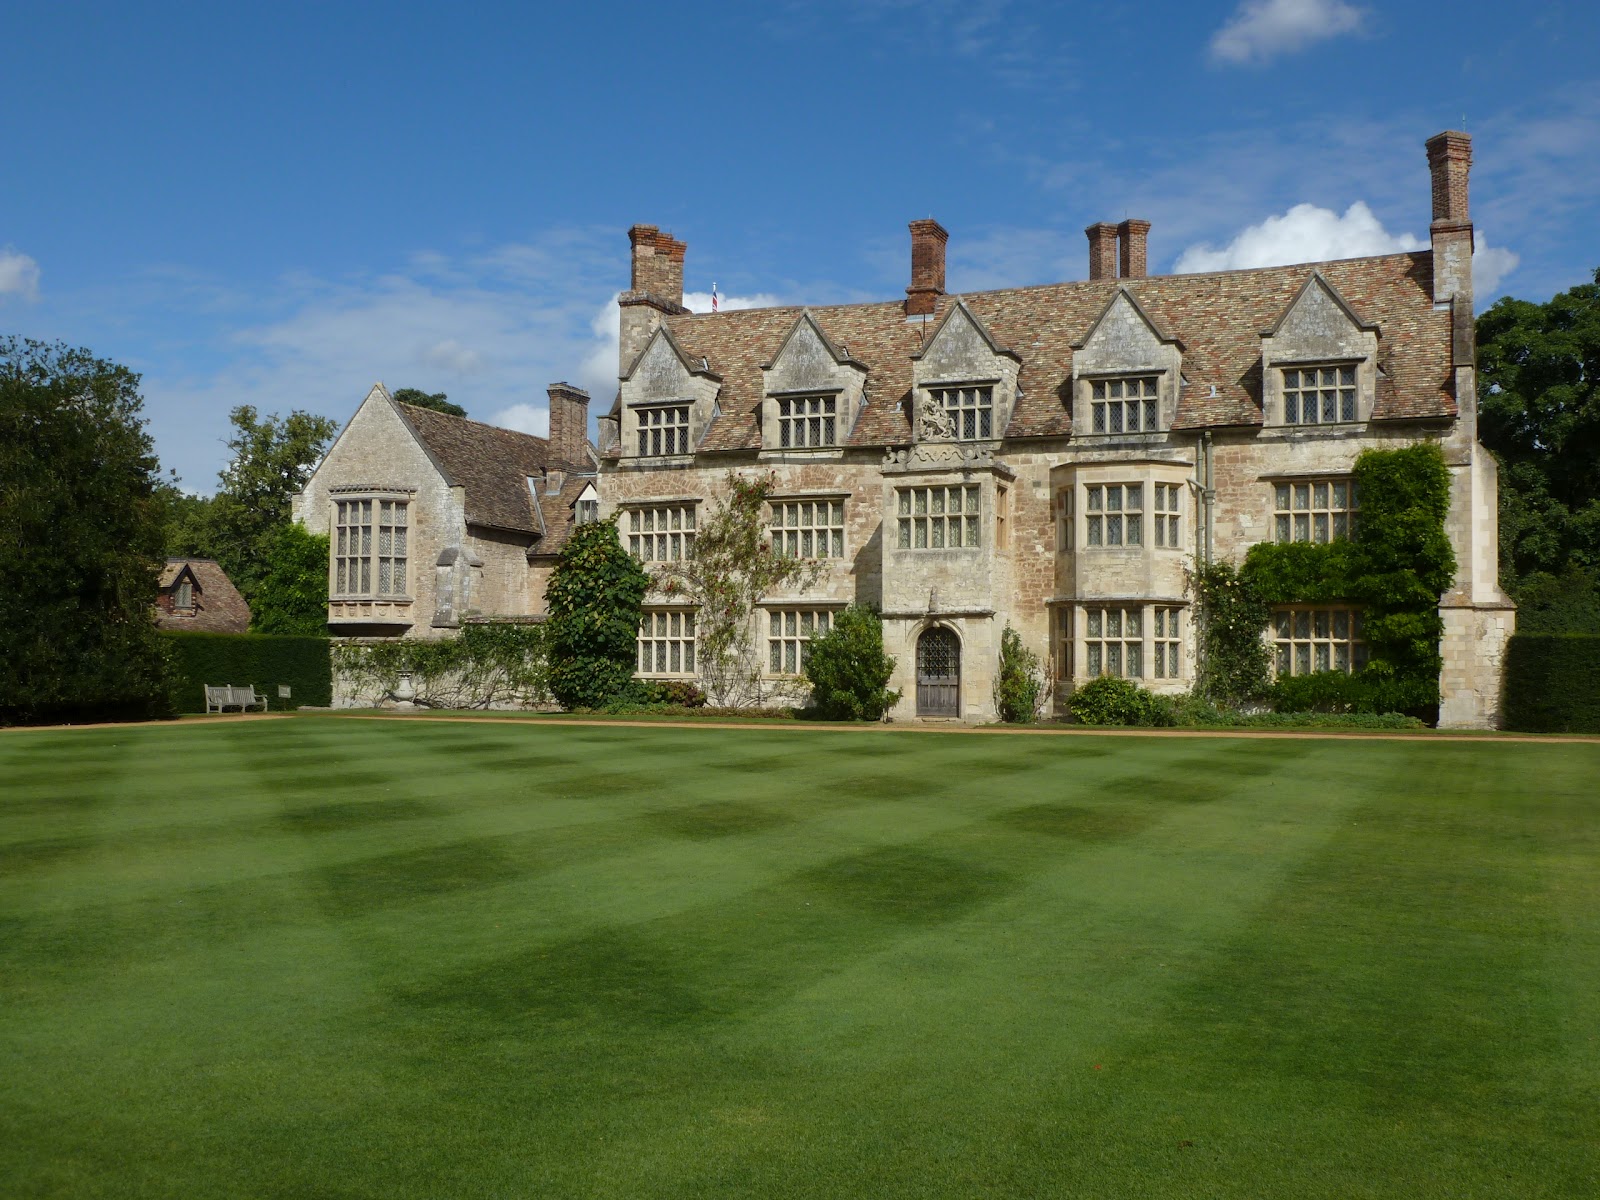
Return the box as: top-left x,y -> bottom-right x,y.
155,559 -> 251,634
655,251 -> 1453,453
398,404 -> 567,537
529,472 -> 597,558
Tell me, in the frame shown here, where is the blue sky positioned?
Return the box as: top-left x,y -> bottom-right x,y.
3,1 -> 1596,490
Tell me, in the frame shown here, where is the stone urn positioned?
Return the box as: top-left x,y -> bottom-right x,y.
393,672 -> 417,710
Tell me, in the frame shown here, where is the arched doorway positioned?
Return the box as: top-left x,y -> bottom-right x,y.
917,626 -> 961,717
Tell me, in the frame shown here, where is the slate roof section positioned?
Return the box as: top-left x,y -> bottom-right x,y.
529,472 -> 597,558
155,559 -> 251,633
397,403 -> 574,537
649,251 -> 1452,453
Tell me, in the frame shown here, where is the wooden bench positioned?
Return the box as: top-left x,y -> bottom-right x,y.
204,684 -> 268,714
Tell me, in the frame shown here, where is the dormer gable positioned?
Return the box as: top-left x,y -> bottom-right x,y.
909,300 -> 1021,442
1260,272 -> 1381,428
617,324 -> 723,459
759,311 -> 868,451
1070,288 -> 1184,438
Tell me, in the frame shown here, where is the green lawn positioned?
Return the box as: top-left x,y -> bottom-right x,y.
2,718 -> 1597,1199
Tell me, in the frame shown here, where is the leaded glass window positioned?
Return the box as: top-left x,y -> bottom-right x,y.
1084,484 -> 1143,547
1090,375 -> 1160,433
777,395 -> 837,448
627,504 -> 697,562
1283,366 -> 1357,424
639,610 -> 697,675
770,499 -> 846,559
896,485 -> 981,549
767,609 -> 834,674
1274,478 -> 1358,543
934,386 -> 993,440
1272,607 -> 1368,675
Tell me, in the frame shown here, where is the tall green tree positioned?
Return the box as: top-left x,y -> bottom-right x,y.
208,405 -> 337,601
0,338 -> 175,723
250,524 -> 332,635
391,388 -> 466,418
1478,268 -> 1600,601
544,517 -> 650,710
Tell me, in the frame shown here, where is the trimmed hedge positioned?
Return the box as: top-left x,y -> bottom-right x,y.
162,632 -> 332,713
1503,633 -> 1600,733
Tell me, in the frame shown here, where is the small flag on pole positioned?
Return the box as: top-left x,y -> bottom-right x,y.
711,282 -> 719,313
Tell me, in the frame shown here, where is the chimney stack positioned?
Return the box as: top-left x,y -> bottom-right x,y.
905,218 -> 949,316
1118,219 -> 1151,279
619,225 -> 689,379
1086,222 -> 1118,281
628,224 -> 686,309
546,382 -> 590,466
1425,131 -> 1474,304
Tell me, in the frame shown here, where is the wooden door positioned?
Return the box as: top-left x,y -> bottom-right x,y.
916,627 -> 960,716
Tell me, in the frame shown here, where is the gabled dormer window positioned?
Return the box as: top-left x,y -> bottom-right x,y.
637,404 -> 690,456
777,395 -> 837,448
175,579 -> 194,610
1090,376 -> 1160,433
934,385 -> 993,440
1282,365 -> 1358,425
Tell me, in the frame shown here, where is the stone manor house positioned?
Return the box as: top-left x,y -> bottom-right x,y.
296,130 -> 1512,728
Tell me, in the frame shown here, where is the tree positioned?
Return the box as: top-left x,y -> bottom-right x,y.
544,517 -> 650,709
208,405 -> 338,601
392,388 -> 466,418
1478,268 -> 1600,600
994,624 -> 1048,723
801,605 -> 899,720
152,480 -> 218,559
0,338 -> 175,723
250,524 -> 331,634
653,473 -> 820,707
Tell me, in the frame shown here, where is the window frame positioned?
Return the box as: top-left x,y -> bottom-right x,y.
1281,363 -> 1359,426
1272,606 -> 1368,676
1082,605 -> 1144,679
638,608 -> 698,676
1088,374 -> 1162,434
625,502 -> 698,563
1084,483 -> 1144,548
765,607 -> 838,676
895,484 -> 983,551
774,393 -> 839,449
635,402 -> 692,457
769,497 -> 847,560
932,384 -> 995,441
1272,477 -> 1358,544
332,494 -> 411,600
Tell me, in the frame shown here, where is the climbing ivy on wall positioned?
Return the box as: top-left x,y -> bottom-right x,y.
1240,442 -> 1457,713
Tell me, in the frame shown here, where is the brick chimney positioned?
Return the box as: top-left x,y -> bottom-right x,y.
1118,219 -> 1151,279
620,224 -> 690,378
1086,222 -> 1118,281
546,382 -> 590,466
1426,131 -> 1474,304
628,224 -> 686,307
905,219 -> 949,316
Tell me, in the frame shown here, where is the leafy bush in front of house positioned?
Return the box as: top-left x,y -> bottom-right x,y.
544,517 -> 650,711
1065,676 -> 1177,727
802,605 -> 900,721
164,631 -> 331,712
332,622 -> 546,710
1267,670 -> 1435,716
994,624 -> 1048,724
1502,633 -> 1600,732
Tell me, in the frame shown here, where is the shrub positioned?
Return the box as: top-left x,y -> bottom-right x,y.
164,632 -> 331,712
1267,670 -> 1434,717
994,624 -> 1048,723
1065,675 -> 1176,727
1188,560 -> 1271,706
332,622 -> 546,709
1503,633 -> 1600,732
544,518 -> 650,711
655,679 -> 707,708
802,606 -> 900,721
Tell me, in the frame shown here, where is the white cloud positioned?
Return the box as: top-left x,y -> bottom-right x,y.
0,247 -> 41,300
1470,235 -> 1519,295
1174,200 -> 1519,295
682,290 -> 783,314
418,338 -> 483,374
490,402 -> 548,437
1174,201 -> 1423,273
1209,0 -> 1365,65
